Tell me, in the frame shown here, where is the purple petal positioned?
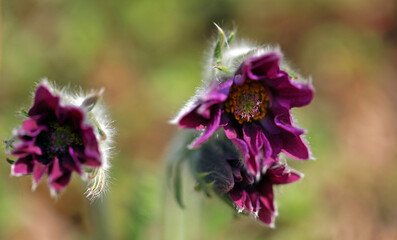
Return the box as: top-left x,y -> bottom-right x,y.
242,123 -> 264,155
12,144 -> 42,158
274,111 -> 305,135
281,132 -> 310,160
270,72 -> 314,109
268,164 -> 302,184
233,74 -> 244,85
57,106 -> 84,129
224,124 -> 250,160
178,80 -> 233,128
244,52 -> 282,80
259,181 -> 275,213
49,157 -> 72,192
49,157 -> 64,181
244,193 -> 254,212
28,84 -> 60,117
258,207 -> 275,226
249,191 -> 261,213
50,171 -> 72,192
246,155 -> 260,178
32,161 -> 47,185
189,104 -> 222,148
81,127 -> 102,167
178,103 -> 208,130
20,117 -> 48,136
12,156 -> 34,176
229,189 -> 246,210
202,79 -> 233,103
62,147 -> 83,175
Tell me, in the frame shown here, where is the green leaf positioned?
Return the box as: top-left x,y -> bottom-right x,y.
4,138 -> 16,152
213,23 -> 226,61
6,158 -> 15,165
21,109 -> 29,117
225,32 -> 235,47
174,159 -> 185,209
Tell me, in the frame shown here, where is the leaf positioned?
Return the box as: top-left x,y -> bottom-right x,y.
21,109 -> 29,117
4,138 -> 16,152
213,23 -> 226,61
225,32 -> 235,47
6,158 -> 15,165
174,158 -> 185,209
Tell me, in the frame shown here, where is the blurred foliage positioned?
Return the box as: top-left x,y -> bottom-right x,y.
1,0 -> 397,239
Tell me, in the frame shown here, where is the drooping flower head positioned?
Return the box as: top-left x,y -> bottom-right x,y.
228,161 -> 301,227
192,134 -> 301,227
173,27 -> 314,177
7,80 -> 114,199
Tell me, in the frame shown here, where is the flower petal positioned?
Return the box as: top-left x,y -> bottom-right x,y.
268,164 -> 302,184
12,156 -> 34,176
81,127 -> 102,167
274,111 -> 305,135
49,157 -> 72,192
242,123 -> 264,155
224,124 -> 250,161
281,131 -> 310,160
229,188 -> 246,211
28,84 -> 60,117
189,104 -> 222,148
32,160 -> 47,185
258,207 -> 275,226
178,103 -> 208,129
270,72 -> 314,109
62,147 -> 83,175
244,52 -> 282,80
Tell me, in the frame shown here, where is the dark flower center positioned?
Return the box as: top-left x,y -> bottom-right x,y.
225,81 -> 269,124
36,121 -> 83,161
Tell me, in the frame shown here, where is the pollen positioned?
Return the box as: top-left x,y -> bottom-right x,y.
225,81 -> 269,124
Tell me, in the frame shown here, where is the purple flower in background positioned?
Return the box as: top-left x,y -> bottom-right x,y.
9,81 -> 114,198
228,160 -> 301,227
175,50 -> 313,176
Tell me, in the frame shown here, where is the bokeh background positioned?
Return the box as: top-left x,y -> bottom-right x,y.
1,0 -> 397,239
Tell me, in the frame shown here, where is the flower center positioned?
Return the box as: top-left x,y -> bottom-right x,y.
225,81 -> 269,124
37,122 -> 83,159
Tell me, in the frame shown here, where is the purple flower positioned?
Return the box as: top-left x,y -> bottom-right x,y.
11,83 -> 103,194
176,51 -> 313,176
228,161 -> 301,227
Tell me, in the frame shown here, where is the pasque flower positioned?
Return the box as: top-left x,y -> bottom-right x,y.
193,135 -> 301,227
8,80 -> 114,198
173,29 -> 313,177
228,160 -> 301,227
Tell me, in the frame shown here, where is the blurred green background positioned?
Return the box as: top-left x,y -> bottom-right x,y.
1,0 -> 397,239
